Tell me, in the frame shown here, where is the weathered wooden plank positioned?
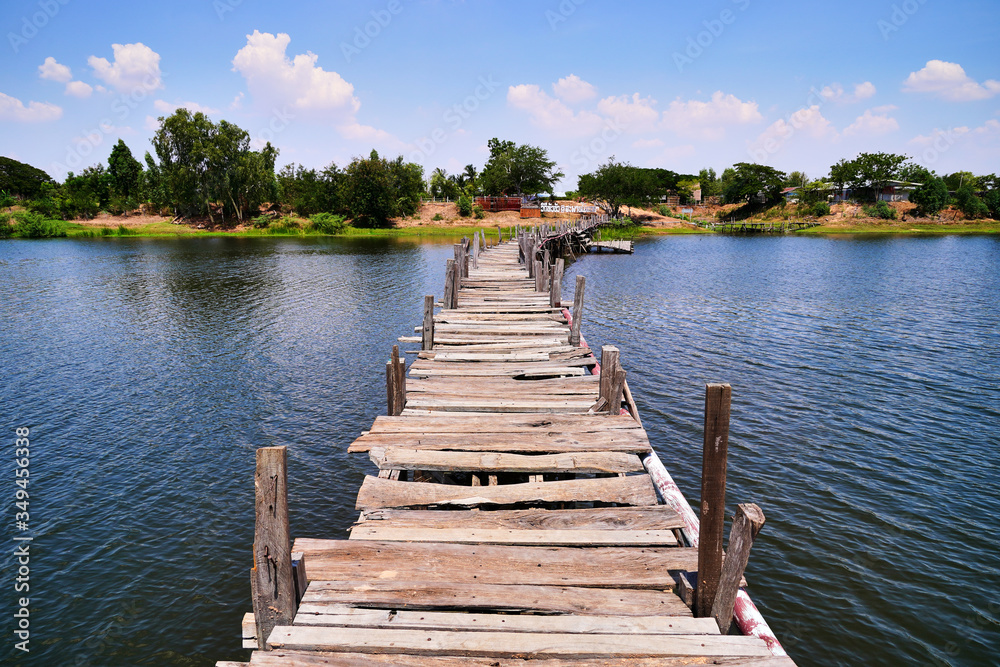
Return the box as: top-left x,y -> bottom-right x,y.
251,447 -> 296,650
712,503 -> 766,634
349,431 -> 651,455
697,383 -> 731,618
266,626 -> 772,658
354,506 -> 686,532
293,539 -> 696,588
366,414 -> 645,434
368,449 -> 644,473
355,474 -> 659,510
402,397 -> 596,413
349,526 -> 678,546
299,580 -> 691,616
248,652 -> 797,666
292,606 -> 717,635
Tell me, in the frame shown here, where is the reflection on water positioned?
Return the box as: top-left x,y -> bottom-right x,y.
0,234 -> 997,666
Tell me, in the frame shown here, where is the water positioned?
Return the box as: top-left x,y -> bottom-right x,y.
0,234 -> 997,666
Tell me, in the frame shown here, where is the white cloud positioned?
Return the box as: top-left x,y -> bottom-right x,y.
843,109 -> 899,136
232,31 -> 359,115
154,99 -> 220,115
38,57 -> 72,83
89,43 -> 163,93
903,60 -> 1000,102
65,81 -> 93,98
750,105 -> 836,155
661,91 -> 763,140
632,138 -> 664,149
596,93 -> 659,133
230,92 -> 245,110
552,74 -> 597,104
819,81 -> 877,104
507,84 -> 604,135
144,115 -> 160,131
0,92 -> 62,122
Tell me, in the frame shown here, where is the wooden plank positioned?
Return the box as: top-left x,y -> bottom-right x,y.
402,397 -> 596,413
249,651 -> 798,666
365,413 -> 645,434
293,539 -> 696,588
349,526 -> 678,546
300,580 -> 691,616
349,431 -> 651,455
697,383 -> 731,618
354,507 -> 686,532
251,447 -> 296,650
355,474 -> 659,510
368,449 -> 644,473
266,626 -> 772,658
711,503 -> 766,634
292,606 -> 717,634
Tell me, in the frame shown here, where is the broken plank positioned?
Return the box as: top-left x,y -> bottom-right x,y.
367,449 -> 644,473
249,653 -> 797,667
349,526 -> 678,546
354,506 -> 686,532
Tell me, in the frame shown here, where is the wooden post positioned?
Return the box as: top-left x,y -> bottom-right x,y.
444,260 -> 455,311
609,369 -> 626,415
386,360 -> 396,415
599,346 -> 620,405
534,260 -> 544,291
453,244 -> 463,279
473,231 -> 480,269
251,446 -> 296,650
497,226 -> 503,243
421,295 -> 435,351
462,238 -> 470,277
711,503 -> 765,633
569,275 -> 585,347
392,345 -> 406,415
696,383 -> 731,618
550,258 -> 564,307
542,250 -> 550,290
526,241 -> 535,278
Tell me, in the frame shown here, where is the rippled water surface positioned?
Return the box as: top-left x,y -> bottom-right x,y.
0,234 -> 998,666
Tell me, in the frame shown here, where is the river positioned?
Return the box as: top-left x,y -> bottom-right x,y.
0,233 -> 997,666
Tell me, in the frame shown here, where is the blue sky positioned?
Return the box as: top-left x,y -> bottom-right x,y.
1,0 -> 998,191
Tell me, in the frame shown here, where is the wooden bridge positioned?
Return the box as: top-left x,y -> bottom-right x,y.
223,229 -> 796,667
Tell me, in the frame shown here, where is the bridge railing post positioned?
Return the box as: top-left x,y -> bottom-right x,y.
422,295 -> 435,351
711,503 -> 765,633
569,275 -> 585,347
251,446 -> 296,650
696,383 -> 731,618
550,258 -> 564,308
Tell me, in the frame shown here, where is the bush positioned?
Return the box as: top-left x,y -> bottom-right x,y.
457,195 -> 473,217
811,202 -> 831,217
0,213 -> 12,238
308,212 -> 347,234
955,185 -> 989,219
473,205 -> 485,220
863,201 -> 896,220
657,204 -> 670,216
432,213 -> 444,221
910,176 -> 949,216
983,189 -> 1000,220
10,211 -> 67,238
0,190 -> 14,208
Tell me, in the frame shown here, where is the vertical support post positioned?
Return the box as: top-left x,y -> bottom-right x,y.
473,231 -> 480,269
569,275 -> 585,347
542,249 -> 550,290
453,244 -> 463,279
444,260 -> 455,312
421,295 -> 435,351
696,383 -> 731,618
251,446 -> 296,650
599,346 -> 620,405
386,360 -> 396,415
534,260 -> 544,291
462,238 -> 470,277
526,241 -> 536,278
711,503 -> 766,634
497,226 -> 503,243
550,258 -> 564,308
609,369 -> 626,415
392,345 -> 406,415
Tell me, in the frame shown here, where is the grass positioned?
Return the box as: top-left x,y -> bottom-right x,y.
795,220 -> 1000,235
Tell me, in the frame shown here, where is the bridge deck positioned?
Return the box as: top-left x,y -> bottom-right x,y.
232,238 -> 795,666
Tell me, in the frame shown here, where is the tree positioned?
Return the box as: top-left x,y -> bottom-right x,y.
429,168 -> 460,200
909,172 -> 949,217
784,171 -> 808,188
721,163 -> 786,207
943,171 -> 982,193
828,158 -> 853,195
577,157 -> 656,218
387,157 -> 424,218
0,156 -> 54,199
954,184 -> 989,219
698,168 -> 719,200
479,138 -> 564,197
982,188 -> 1000,220
833,152 -> 909,202
107,139 -> 143,211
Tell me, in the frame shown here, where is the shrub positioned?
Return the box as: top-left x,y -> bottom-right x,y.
308,212 -> 347,234
0,213 -> 12,238
0,190 -> 14,208
910,176 -> 949,216
457,195 -> 473,217
983,189 -> 1000,220
811,202 -> 831,217
116,224 -> 137,236
863,200 -> 896,220
432,213 -> 444,221
11,211 -> 67,237
955,185 -> 989,219
251,215 -> 272,229
473,205 -> 485,220
657,204 -> 670,216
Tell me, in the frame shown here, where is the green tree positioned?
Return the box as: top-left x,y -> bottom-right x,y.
388,157 -> 424,218
909,172 -> 949,217
698,168 -> 719,200
577,157 -> 656,219
107,139 -> 143,211
954,184 -> 989,219
0,157 -> 54,199
344,150 -> 395,227
784,171 -> 808,188
429,168 -> 460,200
479,138 -> 563,197
982,188 -> 1000,219
834,152 -> 909,202
828,158 -> 854,196
721,163 -> 786,207
943,171 -> 982,193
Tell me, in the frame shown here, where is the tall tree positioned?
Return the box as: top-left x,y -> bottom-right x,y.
698,168 -> 719,199
909,172 -> 949,217
832,152 -> 909,202
784,171 -> 808,188
721,163 -> 787,206
107,139 -> 143,209
578,157 -> 656,218
0,156 -> 54,199
479,138 -> 564,197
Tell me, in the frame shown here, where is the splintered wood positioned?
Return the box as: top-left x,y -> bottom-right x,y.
235,234 -> 794,667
